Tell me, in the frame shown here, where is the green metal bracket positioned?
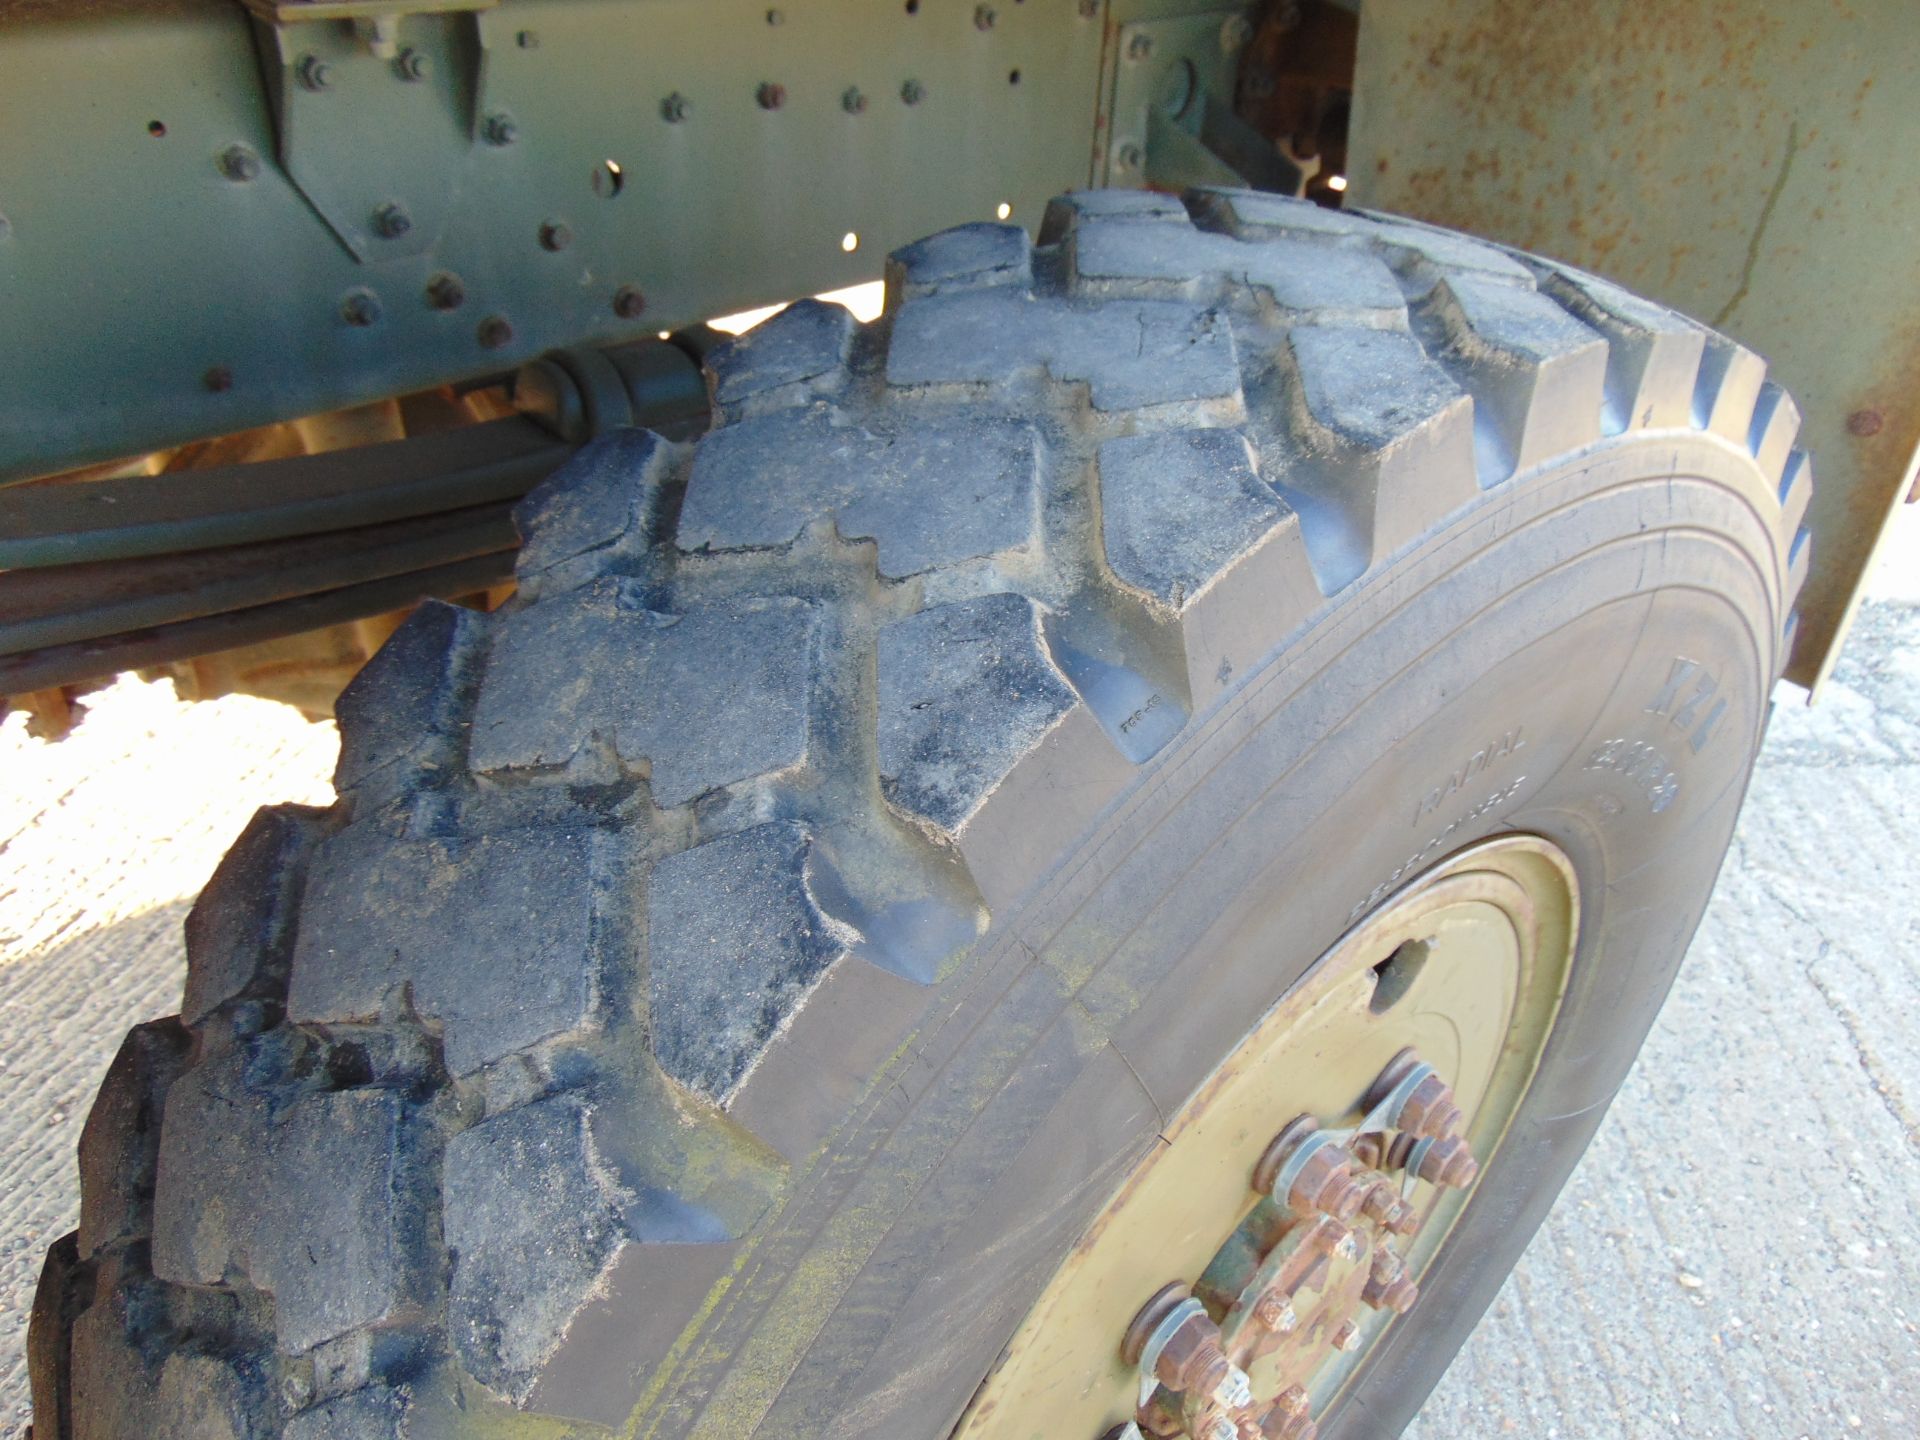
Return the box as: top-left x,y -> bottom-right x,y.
1102,6 -> 1298,193
255,12 -> 486,262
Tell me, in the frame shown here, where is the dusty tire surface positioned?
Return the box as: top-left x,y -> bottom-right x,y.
30,189 -> 1810,1439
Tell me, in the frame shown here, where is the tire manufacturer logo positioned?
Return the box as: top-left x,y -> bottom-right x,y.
1644,657 -> 1728,754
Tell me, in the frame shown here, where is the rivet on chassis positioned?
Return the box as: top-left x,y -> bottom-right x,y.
842,86 -> 868,114
539,219 -> 574,252
297,54 -> 332,91
396,47 -> 431,81
1114,141 -> 1145,171
477,314 -> 515,349
482,111 -> 520,146
757,81 -> 787,110
1126,32 -> 1154,61
901,78 -> 926,105
216,144 -> 260,182
975,4 -> 997,30
613,285 -> 647,320
339,288 -> 382,327
202,365 -> 234,393
661,92 -> 691,123
426,272 -> 466,311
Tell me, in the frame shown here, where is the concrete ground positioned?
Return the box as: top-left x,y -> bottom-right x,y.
2,572 -> 1915,1434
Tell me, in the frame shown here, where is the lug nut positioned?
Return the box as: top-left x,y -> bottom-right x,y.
1252,1292 -> 1298,1333
1255,1124 -> 1369,1222
1368,1050 -> 1465,1139
1361,1247 -> 1419,1314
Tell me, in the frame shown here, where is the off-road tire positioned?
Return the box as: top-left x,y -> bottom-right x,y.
31,189 -> 1810,1440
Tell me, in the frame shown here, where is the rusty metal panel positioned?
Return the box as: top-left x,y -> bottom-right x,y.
1346,0 -> 1918,689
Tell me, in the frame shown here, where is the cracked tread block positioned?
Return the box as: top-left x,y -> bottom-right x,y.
1282,325 -> 1478,577
886,222 -> 1032,299
77,1021 -> 190,1261
180,806 -> 327,1027
707,298 -> 855,407
1070,218 -> 1406,324
69,1312 -> 256,1440
443,1093 -> 630,1401
1195,189 -> 1536,292
1038,189 -> 1193,241
285,1389 -> 409,1440
1098,429 -> 1289,608
1538,267 -> 1706,433
510,429 -> 677,600
887,290 -> 1242,413
647,821 -> 852,1105
1098,429 -> 1322,703
252,1090 -> 412,1354
334,603 -> 484,805
288,822 -> 617,1076
681,412 -> 1041,578
877,592 -> 1079,834
1423,274 -> 1607,482
153,1060 -> 412,1353
469,584 -> 814,805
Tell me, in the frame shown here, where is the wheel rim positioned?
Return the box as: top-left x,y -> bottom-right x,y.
950,834 -> 1580,1440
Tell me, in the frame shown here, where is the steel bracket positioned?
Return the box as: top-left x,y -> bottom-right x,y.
255,8 -> 489,262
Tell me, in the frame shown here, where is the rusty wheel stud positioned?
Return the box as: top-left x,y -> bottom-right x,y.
1121,1290 -> 1253,1415
1367,1049 -> 1464,1139
1360,1247 -> 1419,1314
1253,1121 -> 1369,1222
1387,1131 -> 1480,1189
1252,1291 -> 1299,1334
1331,1318 -> 1362,1352
1359,1179 -> 1418,1234
1261,1385 -> 1318,1439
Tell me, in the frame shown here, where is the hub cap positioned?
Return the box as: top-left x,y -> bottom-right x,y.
950,835 -> 1579,1440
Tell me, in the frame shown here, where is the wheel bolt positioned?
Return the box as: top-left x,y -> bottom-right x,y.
1332,1319 -> 1362,1352
1388,1131 -> 1480,1189
1253,1292 -> 1298,1333
1360,1180 -> 1419,1234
